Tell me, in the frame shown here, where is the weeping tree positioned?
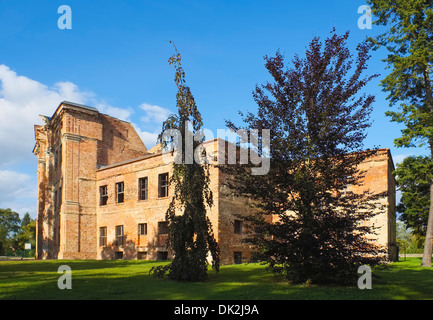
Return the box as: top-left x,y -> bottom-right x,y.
150,43 -> 220,281
223,31 -> 387,285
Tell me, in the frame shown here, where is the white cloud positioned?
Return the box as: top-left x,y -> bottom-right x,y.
135,103 -> 173,149
96,102 -> 172,148
0,65 -> 172,166
0,170 -> 35,200
102,105 -> 133,122
0,170 -> 36,218
0,65 -> 92,167
132,124 -> 159,149
52,81 -> 91,105
0,64 -> 173,217
140,103 -> 173,123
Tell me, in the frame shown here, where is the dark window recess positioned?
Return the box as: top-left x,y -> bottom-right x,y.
138,177 -> 148,200
58,186 -> 62,209
100,186 -> 108,206
157,251 -> 168,261
116,182 -> 124,203
158,221 -> 169,235
53,190 -> 57,211
99,227 -> 107,247
115,251 -> 123,260
158,173 -> 169,198
58,144 -> 62,168
115,225 -> 124,246
234,251 -> 242,264
234,220 -> 243,234
54,149 -> 58,169
137,252 -> 147,260
138,223 -> 147,235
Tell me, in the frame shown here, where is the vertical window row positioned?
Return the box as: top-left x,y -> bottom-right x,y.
99,227 -> 107,247
138,223 -> 147,235
100,185 -> 108,206
158,173 -> 169,198
115,225 -> 124,246
116,182 -> 124,203
139,177 -> 148,201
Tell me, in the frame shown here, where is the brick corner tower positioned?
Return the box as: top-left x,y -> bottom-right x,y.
33,101 -> 147,259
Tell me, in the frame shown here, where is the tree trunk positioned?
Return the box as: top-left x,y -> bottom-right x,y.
422,70 -> 433,267
421,178 -> 433,267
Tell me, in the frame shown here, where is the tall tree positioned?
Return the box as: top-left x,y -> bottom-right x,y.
16,213 -> 36,253
224,31 -> 386,285
367,0 -> 433,266
0,208 -> 21,255
150,43 -> 220,281
394,156 -> 432,239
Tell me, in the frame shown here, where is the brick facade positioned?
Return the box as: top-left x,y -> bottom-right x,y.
33,101 -> 397,263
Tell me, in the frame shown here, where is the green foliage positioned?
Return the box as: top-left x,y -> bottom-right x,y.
0,208 -> 20,255
16,213 -> 36,252
395,156 -> 432,237
368,0 -> 433,266
367,0 -> 433,147
397,221 -> 423,254
223,31 -> 385,285
150,43 -> 220,281
0,209 -> 35,256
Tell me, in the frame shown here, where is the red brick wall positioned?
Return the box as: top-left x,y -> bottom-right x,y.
34,103 -> 396,263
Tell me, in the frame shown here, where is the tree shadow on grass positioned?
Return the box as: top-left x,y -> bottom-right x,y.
2,259 -> 433,300
372,258 -> 433,299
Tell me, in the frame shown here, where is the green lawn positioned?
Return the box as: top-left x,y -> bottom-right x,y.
0,258 -> 432,300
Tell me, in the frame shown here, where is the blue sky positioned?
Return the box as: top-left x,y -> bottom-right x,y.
0,0 -> 427,218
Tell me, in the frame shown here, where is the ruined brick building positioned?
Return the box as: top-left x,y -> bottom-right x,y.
33,101 -> 398,263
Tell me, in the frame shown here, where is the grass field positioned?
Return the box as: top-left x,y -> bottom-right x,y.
0,258 -> 432,300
